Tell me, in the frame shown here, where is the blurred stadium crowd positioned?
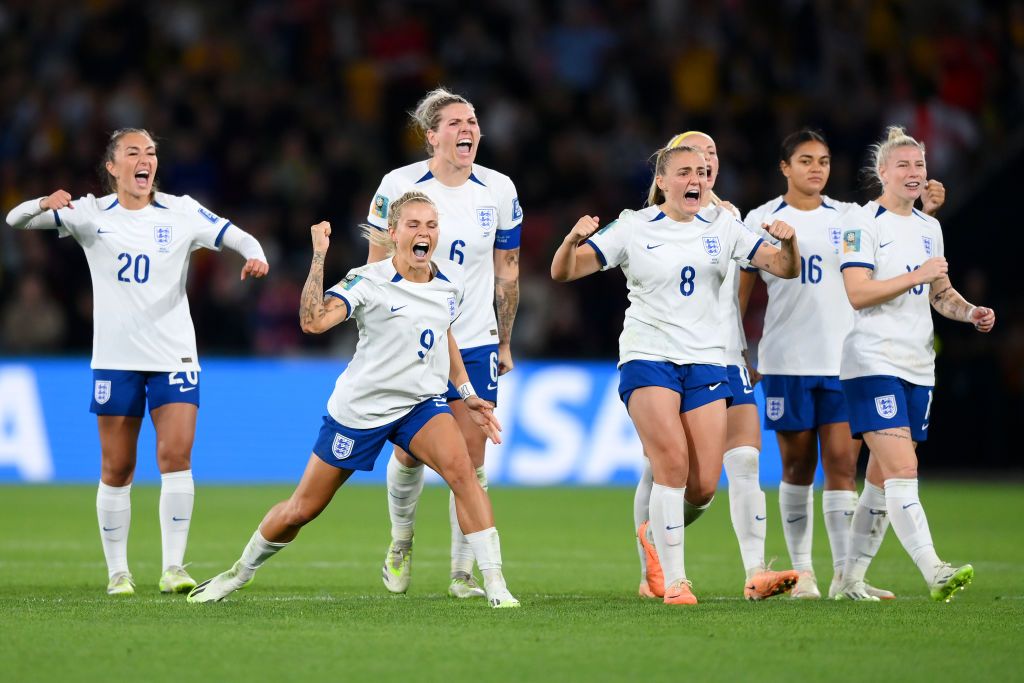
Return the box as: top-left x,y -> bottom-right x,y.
1,0 -> 1022,468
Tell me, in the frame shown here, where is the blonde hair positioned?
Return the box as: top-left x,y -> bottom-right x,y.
410,87 -> 473,156
646,132 -> 723,206
360,191 -> 437,255
867,125 -> 926,187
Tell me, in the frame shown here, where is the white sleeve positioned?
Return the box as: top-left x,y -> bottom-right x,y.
218,225 -> 267,262
585,211 -> 632,270
326,269 -> 376,320
728,218 -> 765,264
366,173 -> 401,230
6,197 -> 81,237
495,176 -> 523,250
180,195 -> 236,250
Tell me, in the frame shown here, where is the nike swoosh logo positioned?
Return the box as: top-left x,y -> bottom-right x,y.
743,387 -> 754,394
708,383 -> 722,391
843,511 -> 854,516
102,526 -> 121,532
879,240 -> 894,248
921,422 -> 929,430
390,305 -> 407,312
97,229 -> 115,234
179,386 -> 196,393
646,243 -> 664,250
487,383 -> 498,391
665,523 -> 684,530
902,502 -> 919,510
786,515 -> 807,523
754,515 -> 766,521
172,516 -> 190,522
869,509 -> 886,515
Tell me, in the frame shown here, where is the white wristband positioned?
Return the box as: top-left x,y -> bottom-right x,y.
457,382 -> 476,401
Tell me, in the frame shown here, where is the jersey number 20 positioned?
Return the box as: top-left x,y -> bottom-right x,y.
117,253 -> 150,284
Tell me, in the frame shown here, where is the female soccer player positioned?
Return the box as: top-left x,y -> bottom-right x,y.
5,129 -> 269,595
188,192 -> 519,608
551,144 -> 800,605
364,88 -> 522,599
746,129 -> 945,600
834,126 -> 992,602
632,131 -> 799,601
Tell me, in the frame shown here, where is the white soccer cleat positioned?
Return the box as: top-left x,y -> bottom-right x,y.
382,540 -> 413,594
833,579 -> 882,602
159,566 -> 197,594
790,570 -> 821,600
829,573 -> 896,600
448,572 -> 486,599
485,584 -> 520,609
929,563 -> 974,603
186,561 -> 250,603
107,571 -> 135,596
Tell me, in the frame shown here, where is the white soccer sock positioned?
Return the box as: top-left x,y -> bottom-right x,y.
97,482 -> 131,578
649,483 -> 687,586
723,446 -> 767,577
465,527 -> 506,591
450,466 -> 487,577
779,482 -> 814,572
843,482 -> 887,584
159,469 -> 194,571
386,455 -> 424,543
822,489 -> 858,574
633,458 -> 653,580
884,478 -> 942,582
237,528 -> 289,582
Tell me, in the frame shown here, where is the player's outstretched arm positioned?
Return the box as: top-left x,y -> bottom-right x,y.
929,277 -> 995,332
494,247 -> 519,376
299,221 -> 348,334
217,226 -> 269,280
749,220 -> 800,279
842,257 -> 946,310
551,215 -> 603,282
6,190 -> 74,230
448,329 -> 502,444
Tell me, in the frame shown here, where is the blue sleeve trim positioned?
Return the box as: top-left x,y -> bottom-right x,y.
583,238 -> 607,267
495,223 -> 522,250
745,237 -> 765,262
52,210 -> 62,227
325,291 -> 353,319
214,221 -> 233,248
840,262 -> 875,271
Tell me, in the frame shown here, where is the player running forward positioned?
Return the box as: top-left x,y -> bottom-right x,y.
188,192 -> 518,608
365,88 -> 522,600
632,131 -> 798,602
551,144 -> 800,605
5,128 -> 268,596
834,126 -> 991,602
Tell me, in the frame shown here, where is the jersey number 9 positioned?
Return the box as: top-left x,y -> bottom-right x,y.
418,329 -> 435,359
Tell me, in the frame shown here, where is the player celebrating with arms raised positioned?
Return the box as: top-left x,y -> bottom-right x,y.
835,126 -> 992,602
5,128 -> 269,596
365,88 -> 522,599
188,192 -> 518,608
552,144 -> 800,605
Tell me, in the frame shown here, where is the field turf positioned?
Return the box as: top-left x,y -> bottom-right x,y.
1,483 -> 1021,682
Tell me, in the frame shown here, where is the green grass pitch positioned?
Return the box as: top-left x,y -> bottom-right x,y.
1,482 -> 1021,682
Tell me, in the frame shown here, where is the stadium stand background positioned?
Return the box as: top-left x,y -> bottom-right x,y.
1,0 -> 1022,472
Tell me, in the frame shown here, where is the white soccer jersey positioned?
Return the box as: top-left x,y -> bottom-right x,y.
325,259 -> 463,429
702,204 -> 747,366
586,205 -> 764,367
745,195 -> 859,375
839,201 -> 944,385
10,192 -> 239,372
366,161 -> 522,350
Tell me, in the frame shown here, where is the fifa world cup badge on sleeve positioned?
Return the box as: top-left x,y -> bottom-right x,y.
512,197 -> 522,221
875,395 -> 898,419
766,397 -> 784,421
95,380 -> 111,405
332,433 -> 355,460
372,194 -> 389,219
843,229 -> 861,253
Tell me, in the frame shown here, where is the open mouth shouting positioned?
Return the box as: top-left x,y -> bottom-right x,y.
412,241 -> 430,259
133,169 -> 151,190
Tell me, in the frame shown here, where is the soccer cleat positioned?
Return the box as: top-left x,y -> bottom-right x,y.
929,563 -> 974,603
744,567 -> 800,601
381,540 -> 413,594
663,579 -> 698,605
186,561 -> 249,603
638,580 -> 657,599
485,585 -> 520,609
159,566 -> 197,594
107,572 -> 135,596
829,573 -> 895,600
833,579 -> 882,602
448,573 -> 486,599
636,521 -> 664,598
790,570 -> 821,599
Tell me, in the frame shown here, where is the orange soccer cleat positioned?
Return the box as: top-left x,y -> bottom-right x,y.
744,567 -> 800,601
663,579 -> 698,605
637,521 -> 665,597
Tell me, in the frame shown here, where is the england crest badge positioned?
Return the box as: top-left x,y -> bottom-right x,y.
922,236 -> 934,257
829,227 -> 842,253
766,397 -> 784,421
874,395 -> 898,419
476,206 -> 497,233
332,433 -> 355,460
702,236 -> 721,256
94,380 -> 112,405
155,225 -> 172,252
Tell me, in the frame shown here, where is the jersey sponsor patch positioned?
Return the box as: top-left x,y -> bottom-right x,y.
197,207 -> 220,224
922,236 -> 934,256
342,274 -> 364,291
94,380 -> 111,405
702,235 -> 721,256
875,394 -> 898,419
766,397 -> 784,421
372,194 -> 389,219
829,227 -> 842,253
843,229 -> 861,253
332,433 -> 355,460
512,197 -> 522,221
476,206 -> 497,232
154,225 -> 172,252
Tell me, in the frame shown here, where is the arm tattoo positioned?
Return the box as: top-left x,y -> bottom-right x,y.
875,429 -> 912,440
494,250 -> 520,345
300,252 -> 326,329
930,284 -> 972,321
